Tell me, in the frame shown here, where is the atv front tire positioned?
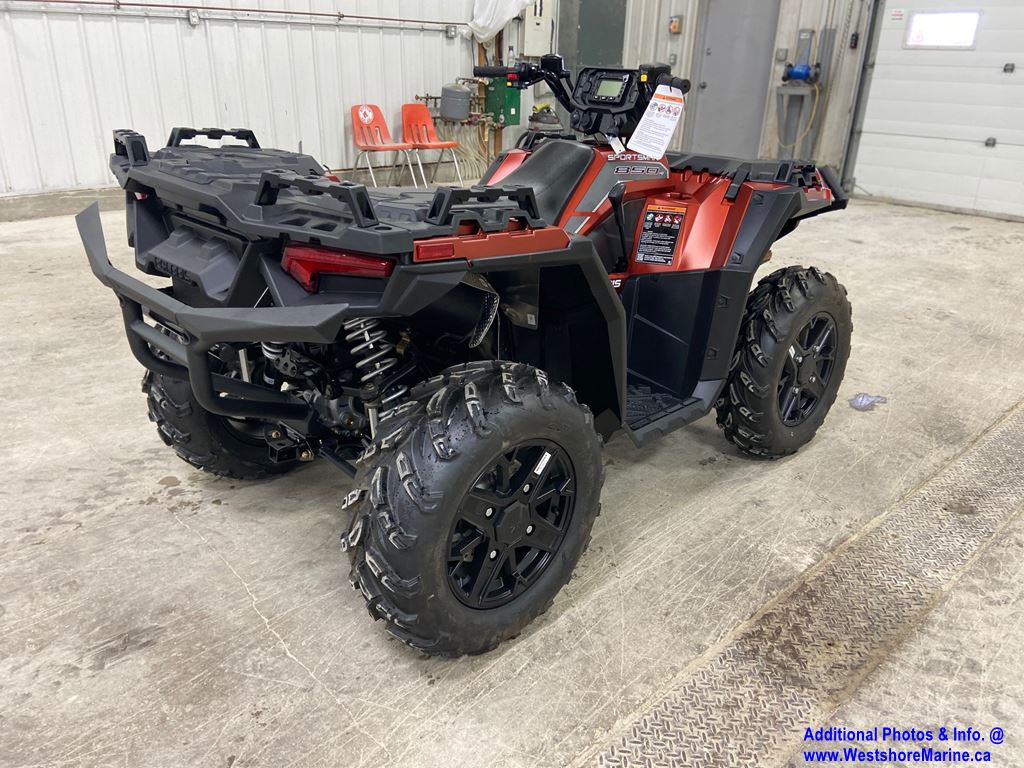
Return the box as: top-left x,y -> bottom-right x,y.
345,361 -> 604,657
716,266 -> 852,458
143,371 -> 299,480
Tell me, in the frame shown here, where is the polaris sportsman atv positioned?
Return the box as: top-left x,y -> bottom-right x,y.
78,54 -> 851,656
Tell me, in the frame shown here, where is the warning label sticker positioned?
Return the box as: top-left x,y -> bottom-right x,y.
636,205 -> 687,265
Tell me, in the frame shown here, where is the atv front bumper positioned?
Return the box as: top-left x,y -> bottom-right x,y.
78,203 -> 366,425
77,204 -> 628,434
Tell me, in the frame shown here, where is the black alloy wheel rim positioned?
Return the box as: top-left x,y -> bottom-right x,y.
778,312 -> 838,427
447,441 -> 576,609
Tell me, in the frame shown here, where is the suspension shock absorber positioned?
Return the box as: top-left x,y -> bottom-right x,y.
261,341 -> 286,360
260,341 -> 286,384
343,318 -> 409,434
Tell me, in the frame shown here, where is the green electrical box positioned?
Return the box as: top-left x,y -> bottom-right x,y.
484,78 -> 521,127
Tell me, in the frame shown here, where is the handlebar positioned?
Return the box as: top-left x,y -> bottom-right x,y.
473,65 -> 517,78
655,73 -> 692,94
471,56 -> 691,140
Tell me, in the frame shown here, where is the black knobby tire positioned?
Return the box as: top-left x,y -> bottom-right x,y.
345,361 -> 604,657
716,266 -> 852,458
142,371 -> 299,480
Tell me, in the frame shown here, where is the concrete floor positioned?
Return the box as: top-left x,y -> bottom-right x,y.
787,510 -> 1024,766
1,200 -> 1023,767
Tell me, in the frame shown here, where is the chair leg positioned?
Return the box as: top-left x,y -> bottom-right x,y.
359,151 -> 377,187
404,151 -> 419,188
450,149 -> 464,186
387,152 -> 400,186
413,149 -> 429,187
429,149 -> 441,184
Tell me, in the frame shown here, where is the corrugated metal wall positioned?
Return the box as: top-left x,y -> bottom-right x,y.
623,0 -> 872,170
620,0 -> 698,153
0,0 -> 478,195
757,0 -> 875,170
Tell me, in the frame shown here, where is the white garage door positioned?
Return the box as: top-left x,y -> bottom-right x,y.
853,0 -> 1024,217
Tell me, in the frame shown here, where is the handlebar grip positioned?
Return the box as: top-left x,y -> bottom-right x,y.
473,65 -> 515,77
656,74 -> 692,94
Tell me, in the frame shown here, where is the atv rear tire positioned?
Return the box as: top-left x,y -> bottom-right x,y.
716,266 -> 852,458
142,371 -> 299,480
345,361 -> 603,657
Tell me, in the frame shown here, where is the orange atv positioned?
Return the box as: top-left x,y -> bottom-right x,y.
79,54 -> 850,656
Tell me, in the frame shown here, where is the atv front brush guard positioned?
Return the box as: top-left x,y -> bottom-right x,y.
77,203 -> 344,429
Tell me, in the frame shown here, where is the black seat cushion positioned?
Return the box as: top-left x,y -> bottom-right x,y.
493,139 -> 594,225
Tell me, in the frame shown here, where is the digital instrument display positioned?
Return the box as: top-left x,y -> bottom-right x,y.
595,77 -> 625,99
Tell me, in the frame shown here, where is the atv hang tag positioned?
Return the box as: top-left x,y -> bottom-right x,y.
627,83 -> 686,160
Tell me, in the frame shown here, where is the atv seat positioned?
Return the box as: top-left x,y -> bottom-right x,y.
491,139 -> 594,225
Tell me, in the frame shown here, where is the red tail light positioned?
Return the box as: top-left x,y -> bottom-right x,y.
282,244 -> 394,292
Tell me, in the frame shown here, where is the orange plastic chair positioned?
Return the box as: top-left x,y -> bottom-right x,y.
350,104 -> 417,187
402,103 -> 463,186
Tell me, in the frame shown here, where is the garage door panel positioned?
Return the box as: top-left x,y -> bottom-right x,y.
857,143 -> 1023,213
974,195 -> 1024,217
862,120 -> 1024,148
978,148 -> 1024,183
976,147 -> 1024,213
863,103 -> 1024,132
975,182 -> 1024,217
860,132 -> 990,162
870,64 -> 1024,89
862,120 -> 1024,144
858,133 -> 1022,172
855,136 -> 1017,207
854,168 -> 981,209
854,0 -> 1024,216
875,49 -> 1024,69
866,78 -> 1024,110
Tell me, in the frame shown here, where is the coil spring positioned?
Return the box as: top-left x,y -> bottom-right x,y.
261,341 -> 286,360
343,318 -> 407,405
260,341 -> 286,384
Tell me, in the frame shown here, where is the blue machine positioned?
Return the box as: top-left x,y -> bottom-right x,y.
781,29 -> 821,83
783,62 -> 816,82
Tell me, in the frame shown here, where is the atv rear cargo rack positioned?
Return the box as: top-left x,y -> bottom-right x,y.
255,170 -> 379,228
114,127 -> 264,167
110,128 -> 557,254
425,185 -> 543,229
167,127 -> 261,148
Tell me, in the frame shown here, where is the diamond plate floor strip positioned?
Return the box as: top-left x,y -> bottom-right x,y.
594,405 -> 1024,768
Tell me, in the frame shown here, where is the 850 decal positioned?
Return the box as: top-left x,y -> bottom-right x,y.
613,164 -> 664,175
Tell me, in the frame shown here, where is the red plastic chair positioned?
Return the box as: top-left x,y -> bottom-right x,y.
402,103 -> 463,186
350,104 -> 417,187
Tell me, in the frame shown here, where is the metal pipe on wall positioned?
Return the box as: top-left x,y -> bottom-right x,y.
1,0 -> 467,29
0,0 -> 478,194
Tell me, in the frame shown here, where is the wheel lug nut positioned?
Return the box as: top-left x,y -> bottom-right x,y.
485,507 -> 494,518
526,525 -> 534,535
489,550 -> 498,560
